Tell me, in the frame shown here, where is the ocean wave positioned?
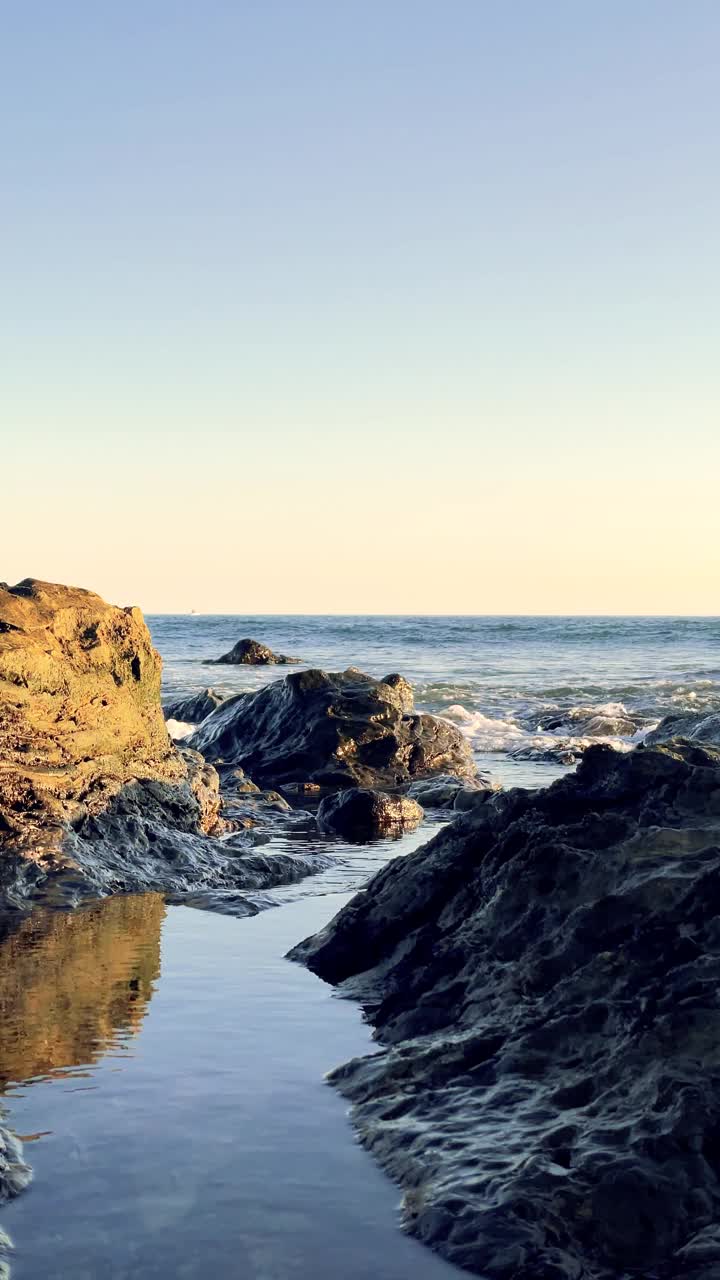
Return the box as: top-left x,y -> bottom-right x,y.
440,702 -> 653,764
166,718 -> 195,741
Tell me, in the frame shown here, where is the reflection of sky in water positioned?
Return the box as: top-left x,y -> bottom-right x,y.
1,894 -> 463,1279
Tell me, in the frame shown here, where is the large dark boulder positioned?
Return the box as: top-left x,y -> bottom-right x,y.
291,741 -> 720,1280
317,789 -> 424,841
189,667 -> 477,789
163,687 -> 227,724
211,638 -> 300,665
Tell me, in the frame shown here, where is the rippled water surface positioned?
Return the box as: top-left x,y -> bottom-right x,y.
150,613 -> 720,786
0,889 -> 463,1280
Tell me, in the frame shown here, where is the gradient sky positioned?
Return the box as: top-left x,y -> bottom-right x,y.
2,1 -> 718,613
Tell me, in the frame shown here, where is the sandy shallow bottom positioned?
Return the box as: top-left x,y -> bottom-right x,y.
0,893 -> 464,1280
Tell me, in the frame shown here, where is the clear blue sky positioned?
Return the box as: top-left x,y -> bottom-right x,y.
3,2 -> 718,612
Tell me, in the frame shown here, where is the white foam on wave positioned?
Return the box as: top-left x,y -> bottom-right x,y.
441,702 -> 638,762
166,718 -> 195,741
441,704 -> 526,751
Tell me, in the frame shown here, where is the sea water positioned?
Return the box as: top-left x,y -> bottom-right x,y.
151,613 -> 720,787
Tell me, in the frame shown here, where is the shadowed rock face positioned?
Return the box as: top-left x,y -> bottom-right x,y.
291,741 -> 720,1280
190,668 -> 477,790
317,789 -> 424,841
211,638 -> 300,665
163,687 -> 227,724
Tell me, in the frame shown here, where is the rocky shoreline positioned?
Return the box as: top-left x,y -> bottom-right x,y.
0,580 -> 475,916
3,579 -> 720,1279
291,738 -> 720,1279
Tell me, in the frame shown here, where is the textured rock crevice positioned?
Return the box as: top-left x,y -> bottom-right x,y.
291,741 -> 720,1280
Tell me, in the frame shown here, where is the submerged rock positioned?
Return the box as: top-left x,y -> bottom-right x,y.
163,687 -> 227,724
317,789 -> 424,840
0,581 -> 329,910
291,741 -> 720,1279
211,638 -> 300,665
407,774 -> 498,811
189,667 -> 477,790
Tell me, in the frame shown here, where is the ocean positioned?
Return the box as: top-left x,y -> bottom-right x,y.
149,614 -> 720,788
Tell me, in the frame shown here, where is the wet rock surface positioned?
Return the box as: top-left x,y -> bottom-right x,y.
0,582 -> 329,912
190,668 -> 477,790
211,638 -> 301,665
0,1123 -> 30,1205
407,775 -> 498,812
291,741 -> 720,1279
646,710 -> 720,747
317,789 -> 424,841
163,687 -> 227,724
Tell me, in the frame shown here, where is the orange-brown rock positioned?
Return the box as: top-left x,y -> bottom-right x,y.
0,580 -> 331,911
0,579 -> 190,853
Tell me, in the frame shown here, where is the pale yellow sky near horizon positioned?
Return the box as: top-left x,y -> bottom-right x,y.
3,4 -> 719,615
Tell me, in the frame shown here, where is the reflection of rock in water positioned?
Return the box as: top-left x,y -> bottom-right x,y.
0,893 -> 164,1091
0,893 -> 165,1230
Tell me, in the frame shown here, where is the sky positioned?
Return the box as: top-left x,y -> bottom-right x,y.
2,1 -> 718,614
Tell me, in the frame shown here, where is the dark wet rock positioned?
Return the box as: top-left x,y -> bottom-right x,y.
291,741 -> 720,1279
163,687 -> 227,724
211,638 -> 300,666
0,581 -> 329,912
190,667 -> 477,790
508,739 -> 588,765
317,789 -> 424,841
537,706 -> 642,739
646,710 -> 720,747
0,1121 -> 31,1204
407,774 -> 499,811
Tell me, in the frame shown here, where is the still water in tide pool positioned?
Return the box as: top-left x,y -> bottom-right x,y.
0,885 -> 463,1280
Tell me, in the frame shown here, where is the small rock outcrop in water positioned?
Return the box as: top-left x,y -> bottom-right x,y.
0,581 -> 331,910
317,789 -> 424,840
645,709 -> 720,746
291,741 -> 720,1280
189,668 -> 477,790
211,638 -> 301,665
163,687 -> 227,724
407,774 -> 498,811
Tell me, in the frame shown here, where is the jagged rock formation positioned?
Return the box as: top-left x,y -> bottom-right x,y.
0,581 -> 329,910
190,668 -> 477,790
317,789 -> 424,840
211,638 -> 300,665
0,579 -> 187,847
646,710 -> 720,747
163,687 -> 227,724
291,741 -> 720,1280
